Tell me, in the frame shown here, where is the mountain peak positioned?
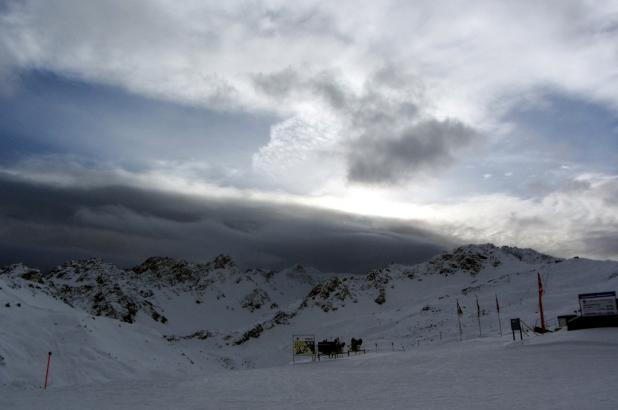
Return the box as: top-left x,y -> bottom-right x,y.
0,263 -> 43,284
206,254 -> 235,270
47,258 -> 125,281
406,243 -> 560,277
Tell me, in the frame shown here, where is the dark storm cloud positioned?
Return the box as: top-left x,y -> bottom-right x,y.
253,67 -> 355,110
580,231 -> 618,259
562,177 -> 618,259
253,67 -> 479,185
0,174 -> 451,273
253,65 -> 418,121
347,119 -> 479,184
253,68 -> 301,99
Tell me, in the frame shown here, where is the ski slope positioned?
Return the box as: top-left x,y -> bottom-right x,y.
3,329 -> 618,410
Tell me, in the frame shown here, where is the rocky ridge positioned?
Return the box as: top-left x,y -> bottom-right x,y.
0,244 -> 565,346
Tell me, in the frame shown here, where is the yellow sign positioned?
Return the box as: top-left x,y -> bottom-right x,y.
292,335 -> 315,356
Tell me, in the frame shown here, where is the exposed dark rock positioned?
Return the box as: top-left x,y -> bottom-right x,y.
208,254 -> 234,270
19,270 -> 45,283
302,277 -> 352,312
374,288 -> 386,305
241,288 -> 272,312
234,324 -> 264,345
165,330 -> 212,342
233,310 -> 297,345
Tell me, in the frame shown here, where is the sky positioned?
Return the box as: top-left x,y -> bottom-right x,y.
1,0 -> 618,272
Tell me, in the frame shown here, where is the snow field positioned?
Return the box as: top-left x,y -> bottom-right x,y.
3,328 -> 618,410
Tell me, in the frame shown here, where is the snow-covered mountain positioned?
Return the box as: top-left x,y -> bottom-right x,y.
1,244 -> 617,389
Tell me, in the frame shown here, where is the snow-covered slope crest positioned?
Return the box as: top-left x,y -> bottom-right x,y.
0,254 -> 314,329
0,254 -> 331,369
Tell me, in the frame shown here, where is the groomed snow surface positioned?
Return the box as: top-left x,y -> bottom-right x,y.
2,328 -> 618,410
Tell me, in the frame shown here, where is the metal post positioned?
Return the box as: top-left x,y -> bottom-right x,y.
477,314 -> 482,337
456,298 -> 464,342
457,314 -> 463,342
43,352 -> 52,390
476,295 -> 482,337
496,294 -> 502,336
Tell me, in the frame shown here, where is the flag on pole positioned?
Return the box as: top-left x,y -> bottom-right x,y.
457,299 -> 463,316
495,294 -> 500,313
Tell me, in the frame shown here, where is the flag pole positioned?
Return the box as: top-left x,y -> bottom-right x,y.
537,272 -> 546,332
457,299 -> 463,342
43,351 -> 52,390
496,294 -> 503,336
458,314 -> 463,342
476,295 -> 482,337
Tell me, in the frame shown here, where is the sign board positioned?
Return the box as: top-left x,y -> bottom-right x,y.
579,292 -> 617,317
292,335 -> 315,362
510,318 -> 523,341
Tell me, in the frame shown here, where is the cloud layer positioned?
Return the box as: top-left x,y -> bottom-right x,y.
4,1 -> 618,190
1,1 -> 618,266
0,170 -> 450,272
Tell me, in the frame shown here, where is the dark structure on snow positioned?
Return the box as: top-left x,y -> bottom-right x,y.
564,292 -> 618,331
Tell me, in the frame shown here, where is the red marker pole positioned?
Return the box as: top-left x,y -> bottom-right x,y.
43,352 -> 52,390
537,273 -> 546,332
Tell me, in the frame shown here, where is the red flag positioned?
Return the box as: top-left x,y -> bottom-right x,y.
495,294 -> 500,313
476,295 -> 481,318
457,299 -> 463,316
537,272 -> 543,295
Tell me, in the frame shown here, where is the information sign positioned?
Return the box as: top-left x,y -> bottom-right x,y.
510,318 -> 522,341
292,335 -> 316,362
579,292 -> 617,317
